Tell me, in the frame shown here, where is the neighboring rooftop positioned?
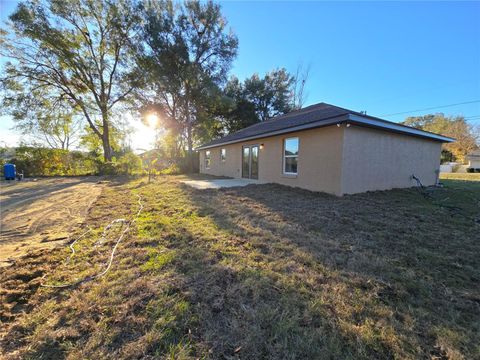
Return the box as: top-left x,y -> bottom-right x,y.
197,102 -> 454,150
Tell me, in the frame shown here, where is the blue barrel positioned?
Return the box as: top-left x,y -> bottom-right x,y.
4,163 -> 16,180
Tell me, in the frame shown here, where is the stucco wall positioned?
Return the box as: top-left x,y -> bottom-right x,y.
199,124 -> 443,195
340,125 -> 442,194
199,125 -> 345,195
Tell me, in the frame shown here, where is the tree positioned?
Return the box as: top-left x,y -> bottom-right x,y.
244,68 -> 295,121
403,113 -> 479,163
137,0 -> 238,169
0,0 -> 141,161
5,87 -> 83,149
291,63 -> 310,110
221,67 -> 306,133
219,76 -> 258,133
80,115 -> 131,159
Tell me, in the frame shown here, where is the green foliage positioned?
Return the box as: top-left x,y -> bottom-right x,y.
3,146 -> 143,177
441,149 -> 455,163
137,0 -> 238,168
96,151 -> 143,175
9,146 -> 98,177
465,168 -> 480,173
221,77 -> 261,133
1,0 -> 142,161
221,68 -> 302,134
403,114 -> 478,163
119,151 -> 143,174
244,68 -> 295,121
4,85 -> 83,150
159,163 -> 181,175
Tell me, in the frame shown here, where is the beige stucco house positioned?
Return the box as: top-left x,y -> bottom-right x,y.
197,103 -> 454,196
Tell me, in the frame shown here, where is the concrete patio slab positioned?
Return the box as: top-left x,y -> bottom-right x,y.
180,178 -> 261,189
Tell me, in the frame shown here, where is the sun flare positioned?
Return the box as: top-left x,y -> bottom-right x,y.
146,113 -> 159,127
125,113 -> 158,152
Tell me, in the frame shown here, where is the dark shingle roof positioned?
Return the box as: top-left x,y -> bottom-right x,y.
197,102 -> 453,149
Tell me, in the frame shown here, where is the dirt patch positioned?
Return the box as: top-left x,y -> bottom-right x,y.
0,177 -> 104,266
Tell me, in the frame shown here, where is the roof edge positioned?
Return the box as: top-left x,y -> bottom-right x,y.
347,114 -> 455,143
196,114 -> 349,150
195,105 -> 455,150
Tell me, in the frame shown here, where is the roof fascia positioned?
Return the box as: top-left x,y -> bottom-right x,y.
196,112 -> 455,151
347,114 -> 455,143
195,114 -> 350,150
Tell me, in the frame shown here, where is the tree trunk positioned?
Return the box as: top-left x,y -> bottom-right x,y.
184,88 -> 194,172
102,139 -> 112,162
102,111 -> 112,162
186,122 -> 193,172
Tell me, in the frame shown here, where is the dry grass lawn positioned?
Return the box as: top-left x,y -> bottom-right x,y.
0,175 -> 479,359
440,172 -> 480,181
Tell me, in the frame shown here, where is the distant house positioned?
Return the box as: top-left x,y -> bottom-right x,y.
467,150 -> 480,169
197,103 -> 454,195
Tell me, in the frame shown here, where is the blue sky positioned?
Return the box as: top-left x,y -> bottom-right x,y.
220,1 -> 480,121
1,0 -> 479,148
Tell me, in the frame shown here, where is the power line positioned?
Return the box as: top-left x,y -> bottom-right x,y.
380,100 -> 480,117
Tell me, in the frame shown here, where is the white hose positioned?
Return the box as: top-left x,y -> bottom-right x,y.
66,228 -> 92,264
41,194 -> 143,288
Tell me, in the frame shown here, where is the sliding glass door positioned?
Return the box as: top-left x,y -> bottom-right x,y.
242,146 -> 250,178
242,145 -> 259,179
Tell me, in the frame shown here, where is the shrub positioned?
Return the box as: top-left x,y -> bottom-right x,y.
97,161 -> 119,175
116,152 -> 143,175
9,147 -> 98,177
466,168 -> 475,173
475,168 -> 480,173
160,163 -> 181,175
2,146 -> 146,177
451,163 -> 462,173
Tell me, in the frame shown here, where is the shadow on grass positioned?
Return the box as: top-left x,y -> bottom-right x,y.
180,181 -> 479,359
141,183 -> 398,358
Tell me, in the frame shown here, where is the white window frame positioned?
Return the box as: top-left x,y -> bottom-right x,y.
205,150 -> 211,169
283,137 -> 299,175
220,148 -> 226,162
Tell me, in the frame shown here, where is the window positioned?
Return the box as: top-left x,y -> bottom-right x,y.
220,148 -> 226,162
205,150 -> 211,169
283,137 -> 298,174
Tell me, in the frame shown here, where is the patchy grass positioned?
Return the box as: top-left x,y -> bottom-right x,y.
1,176 -> 479,359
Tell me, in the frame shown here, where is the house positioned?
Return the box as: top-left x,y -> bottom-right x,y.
466,150 -> 480,169
196,102 -> 454,195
